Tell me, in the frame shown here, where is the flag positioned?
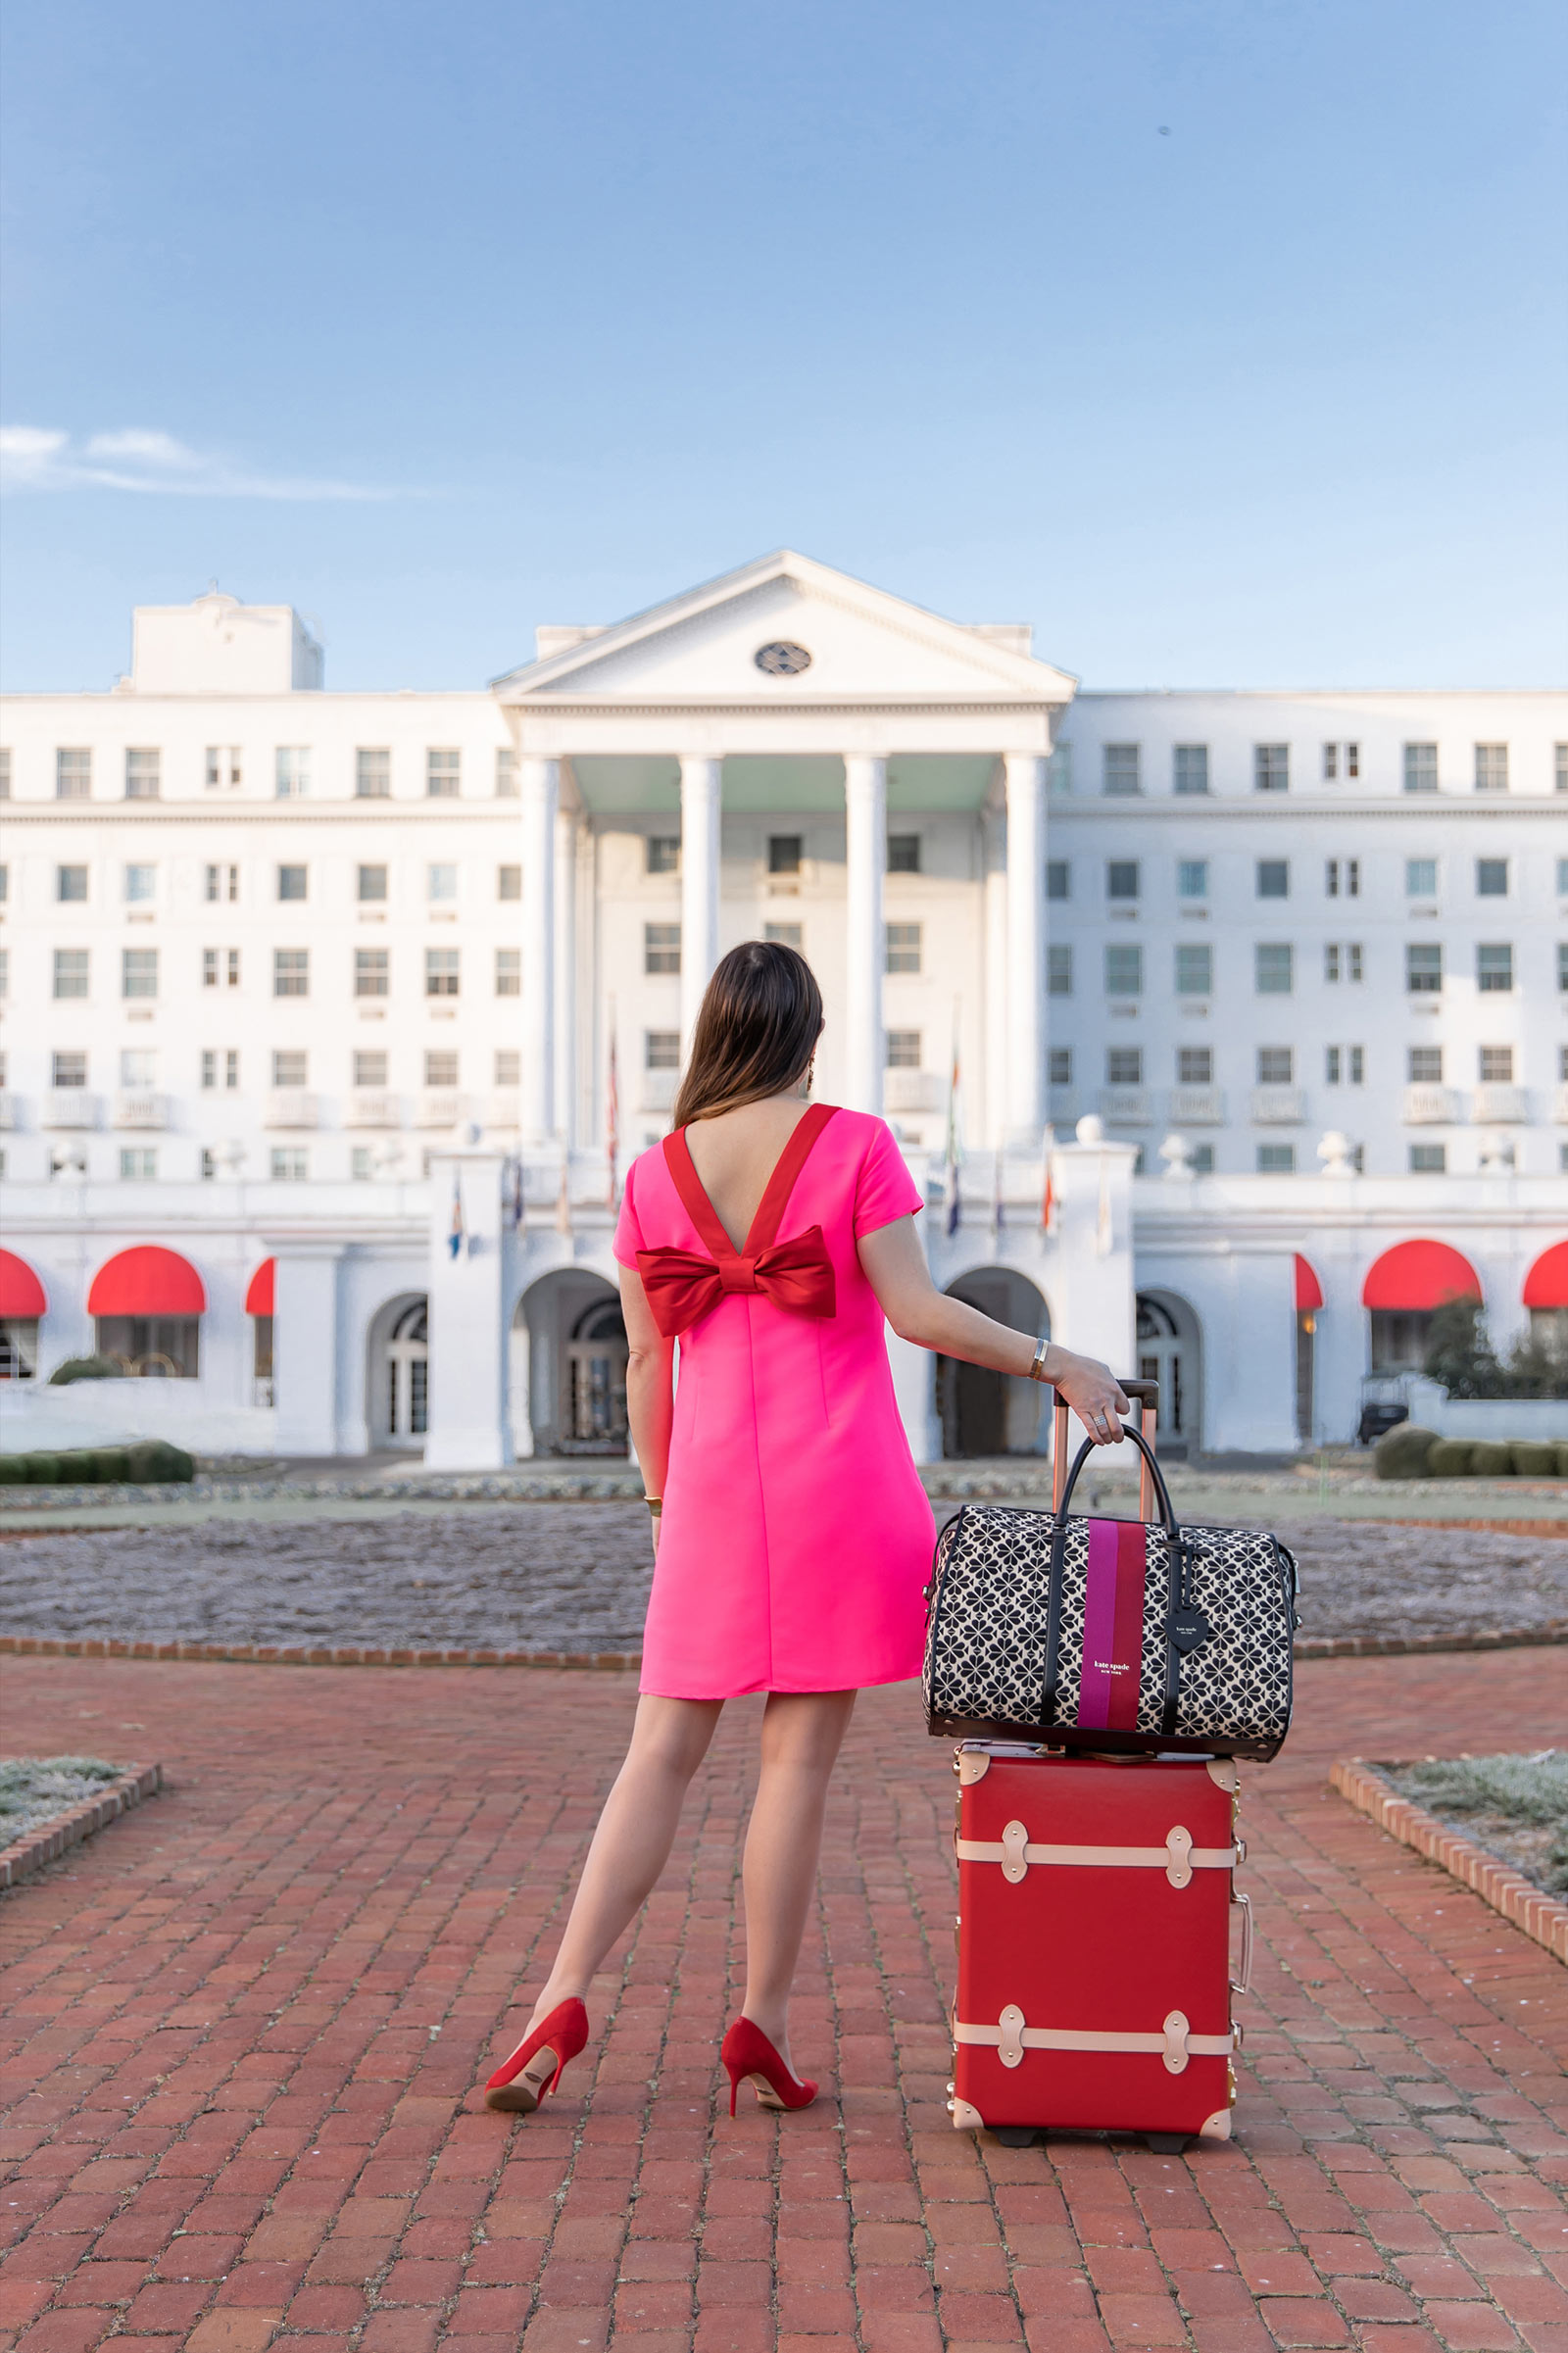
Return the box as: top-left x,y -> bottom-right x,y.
943,1016 -> 963,1238
991,1147 -> 1004,1241
1040,1156 -> 1055,1237
555,1151 -> 572,1236
507,1154 -> 525,1232
448,1172 -> 466,1260
605,1021 -> 620,1209
1096,1152 -> 1112,1257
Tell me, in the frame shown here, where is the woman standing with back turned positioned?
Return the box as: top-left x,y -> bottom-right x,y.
479,941 -> 1129,2119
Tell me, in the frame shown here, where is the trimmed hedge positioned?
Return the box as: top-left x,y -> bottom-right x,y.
1373,1424 -> 1439,1479
0,1440 -> 195,1487
1376,1427 -> 1568,1479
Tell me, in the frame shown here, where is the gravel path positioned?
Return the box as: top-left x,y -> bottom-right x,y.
2,1501 -> 1566,1651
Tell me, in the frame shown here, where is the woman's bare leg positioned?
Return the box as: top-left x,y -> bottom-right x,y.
523,1693 -> 723,2031
739,1690 -> 857,2071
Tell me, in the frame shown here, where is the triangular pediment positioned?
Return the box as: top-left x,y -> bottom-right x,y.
492,551 -> 1076,706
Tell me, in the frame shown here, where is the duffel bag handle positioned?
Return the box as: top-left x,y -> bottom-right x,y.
1056,1418 -> 1180,1539
1053,1377 -> 1160,1521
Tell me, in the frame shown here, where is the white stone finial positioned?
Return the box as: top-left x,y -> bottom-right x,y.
1478,1131 -> 1514,1171
1317,1130 -> 1354,1179
1158,1132 -> 1194,1181
1075,1113 -> 1105,1145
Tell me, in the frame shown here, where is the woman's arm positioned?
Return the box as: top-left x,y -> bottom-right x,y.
618,1265 -> 676,1533
857,1215 -> 1131,1446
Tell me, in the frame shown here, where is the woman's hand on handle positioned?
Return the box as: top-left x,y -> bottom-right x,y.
1048,1349 -> 1131,1446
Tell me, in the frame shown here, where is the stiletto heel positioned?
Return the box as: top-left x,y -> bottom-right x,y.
720,2017 -> 817,2115
482,1997 -> 588,2114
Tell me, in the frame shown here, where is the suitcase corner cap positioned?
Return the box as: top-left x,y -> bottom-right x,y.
956,1746 -> 993,1785
949,2095 -> 985,2131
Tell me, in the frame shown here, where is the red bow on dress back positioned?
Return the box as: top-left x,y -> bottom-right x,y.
636,1103 -> 838,1339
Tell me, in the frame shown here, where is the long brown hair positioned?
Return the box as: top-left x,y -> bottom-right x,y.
671,940 -> 824,1127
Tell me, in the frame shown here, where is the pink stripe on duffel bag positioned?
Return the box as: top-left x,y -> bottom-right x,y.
1077,1520 -> 1148,1730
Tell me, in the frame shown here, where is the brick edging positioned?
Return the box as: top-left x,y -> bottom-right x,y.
1294,1618 -> 1568,1658
0,1763 -> 162,1890
0,1636 -> 641,1671
1330,1757 -> 1568,1963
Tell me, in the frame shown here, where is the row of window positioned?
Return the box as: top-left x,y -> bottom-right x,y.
34,1037 -> 1557,1099
24,1138 -> 1565,1187
36,1048 -> 524,1092
1050,857 -> 1563,904
15,746 -> 518,803
1048,940 -> 1545,997
1075,741 -> 1568,797
1049,1044 -> 1553,1088
22,934 -> 1566,1006
26,860 -> 526,907
15,739 -> 1568,808
36,946 -> 517,1001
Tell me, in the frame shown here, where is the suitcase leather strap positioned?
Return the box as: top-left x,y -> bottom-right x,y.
955,2002 -> 1237,2076
956,1821 -> 1235,1888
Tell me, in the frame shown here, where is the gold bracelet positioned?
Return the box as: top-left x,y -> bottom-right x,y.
644,1495 -> 662,1516
1026,1337 -> 1051,1383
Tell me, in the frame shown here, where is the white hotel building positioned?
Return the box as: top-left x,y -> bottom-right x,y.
1,551 -> 1564,1468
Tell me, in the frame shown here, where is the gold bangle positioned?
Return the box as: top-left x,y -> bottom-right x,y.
1027,1338 -> 1050,1383
644,1495 -> 662,1516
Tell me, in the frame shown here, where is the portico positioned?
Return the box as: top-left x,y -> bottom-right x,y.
492,550 -> 1073,1154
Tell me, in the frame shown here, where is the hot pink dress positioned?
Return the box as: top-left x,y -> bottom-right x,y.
612,1106 -> 936,1698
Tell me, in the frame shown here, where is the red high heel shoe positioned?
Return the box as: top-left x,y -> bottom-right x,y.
720,2017 -> 817,2117
483,1997 -> 588,2114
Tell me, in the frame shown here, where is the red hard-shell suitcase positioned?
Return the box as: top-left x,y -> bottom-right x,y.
948,1744 -> 1251,2149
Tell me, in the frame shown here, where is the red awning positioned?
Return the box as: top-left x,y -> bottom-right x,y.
1361,1241 -> 1482,1312
1294,1254 -> 1323,1312
87,1247 -> 207,1317
1523,1241 -> 1568,1309
245,1258 -> 275,1316
0,1250 -> 47,1318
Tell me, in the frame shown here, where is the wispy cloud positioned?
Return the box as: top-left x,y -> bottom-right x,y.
0,426 -> 397,500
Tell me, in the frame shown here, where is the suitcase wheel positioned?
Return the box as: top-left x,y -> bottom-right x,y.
1146,2132 -> 1190,2155
990,2126 -> 1041,2148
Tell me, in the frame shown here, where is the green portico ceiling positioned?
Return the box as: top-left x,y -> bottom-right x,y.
568,754 -> 998,815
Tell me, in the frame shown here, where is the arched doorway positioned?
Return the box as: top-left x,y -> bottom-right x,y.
367,1294 -> 429,1447
1135,1292 -> 1201,1458
937,1268 -> 1049,1458
386,1301 -> 428,1442
514,1269 -> 629,1456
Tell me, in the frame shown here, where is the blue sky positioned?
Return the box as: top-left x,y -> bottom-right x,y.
2,0 -> 1563,693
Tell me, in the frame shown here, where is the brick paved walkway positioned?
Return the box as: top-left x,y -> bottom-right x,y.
1,1650 -> 1564,2353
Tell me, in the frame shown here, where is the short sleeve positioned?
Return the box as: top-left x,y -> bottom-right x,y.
612,1154 -> 648,1268
853,1118 -> 924,1240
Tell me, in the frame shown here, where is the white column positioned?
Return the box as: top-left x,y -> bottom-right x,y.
1004,753 -> 1047,1146
553,808 -> 576,1145
520,758 -> 559,1143
982,802 -> 1008,1149
679,757 -> 722,1051
845,755 -> 887,1113
270,1243 -> 344,1455
424,1151 -> 510,1470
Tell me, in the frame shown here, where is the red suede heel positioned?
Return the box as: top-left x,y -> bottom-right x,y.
720,2017 -> 817,2116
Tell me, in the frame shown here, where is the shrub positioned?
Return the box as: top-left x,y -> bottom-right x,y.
1426,1439 -> 1476,1477
0,1455 -> 25,1485
1468,1440 -> 1516,1478
1558,1441 -> 1568,1478
123,1438 -> 195,1484
1511,1441 -> 1560,1478
1421,1299 -> 1568,1400
1374,1424 -> 1439,1479
22,1452 -> 62,1484
47,1355 -> 123,1387
92,1445 -> 132,1483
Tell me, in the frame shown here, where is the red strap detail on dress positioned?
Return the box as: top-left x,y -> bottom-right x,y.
662,1102 -> 836,1261
741,1102 -> 837,1253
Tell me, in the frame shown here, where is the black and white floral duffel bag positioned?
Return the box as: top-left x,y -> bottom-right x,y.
923,1426 -> 1299,1762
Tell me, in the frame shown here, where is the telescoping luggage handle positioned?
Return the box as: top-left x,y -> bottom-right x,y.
1052,1377 -> 1164,1525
